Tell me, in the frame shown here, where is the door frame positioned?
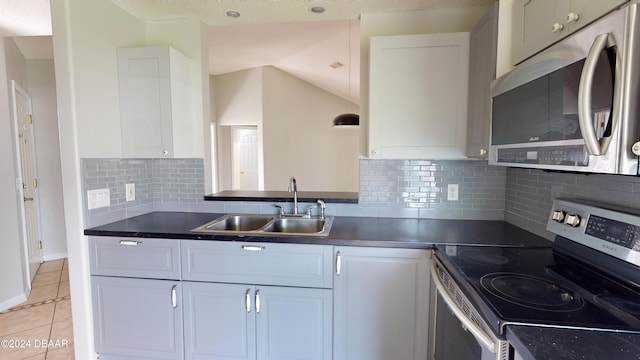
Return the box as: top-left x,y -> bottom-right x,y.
11,80 -> 43,289
230,125 -> 263,190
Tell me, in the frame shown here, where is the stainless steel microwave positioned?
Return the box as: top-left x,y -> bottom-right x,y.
489,2 -> 640,175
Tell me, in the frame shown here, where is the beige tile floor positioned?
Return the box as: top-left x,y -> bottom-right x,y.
0,259 -> 74,360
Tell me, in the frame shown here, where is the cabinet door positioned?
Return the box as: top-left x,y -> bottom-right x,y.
333,247 -> 430,360
512,0 -> 568,64
568,0 -> 627,32
118,46 -> 174,158
256,286 -> 332,360
368,33 -> 469,159
183,282 -> 256,360
92,276 -> 183,359
466,3 -> 498,158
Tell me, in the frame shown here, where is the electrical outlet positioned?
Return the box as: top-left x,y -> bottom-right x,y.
88,188 -> 110,209
447,184 -> 459,201
126,183 -> 136,202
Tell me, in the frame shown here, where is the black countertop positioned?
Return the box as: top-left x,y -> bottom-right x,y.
87,211 -> 636,359
507,325 -> 640,360
204,190 -> 358,204
83,211 -> 551,248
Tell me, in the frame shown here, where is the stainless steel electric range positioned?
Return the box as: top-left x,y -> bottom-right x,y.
431,199 -> 640,360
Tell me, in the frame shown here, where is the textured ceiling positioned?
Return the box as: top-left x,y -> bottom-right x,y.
110,0 -> 493,25
0,0 -> 51,37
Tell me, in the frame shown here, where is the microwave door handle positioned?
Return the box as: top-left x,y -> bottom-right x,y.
578,32 -> 621,156
431,266 -> 497,353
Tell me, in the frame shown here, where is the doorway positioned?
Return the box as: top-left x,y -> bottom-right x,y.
231,126 -> 260,190
12,80 -> 43,285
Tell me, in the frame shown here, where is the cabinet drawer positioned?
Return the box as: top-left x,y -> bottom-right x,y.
182,240 -> 333,288
89,237 -> 180,279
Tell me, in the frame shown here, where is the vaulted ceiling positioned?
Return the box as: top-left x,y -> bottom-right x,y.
4,0 -> 494,103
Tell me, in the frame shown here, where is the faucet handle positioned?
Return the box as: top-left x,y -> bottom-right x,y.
274,204 -> 285,216
305,205 -> 318,217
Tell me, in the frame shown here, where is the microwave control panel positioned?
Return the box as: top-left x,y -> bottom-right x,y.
496,145 -> 589,166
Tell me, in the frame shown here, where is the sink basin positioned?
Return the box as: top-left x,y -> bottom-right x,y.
191,214 -> 333,236
262,218 -> 329,234
198,215 -> 274,232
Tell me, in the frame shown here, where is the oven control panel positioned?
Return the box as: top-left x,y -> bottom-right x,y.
585,215 -> 640,249
547,199 -> 640,267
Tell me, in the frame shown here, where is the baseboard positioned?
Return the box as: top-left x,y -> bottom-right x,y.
43,252 -> 68,261
0,293 -> 28,312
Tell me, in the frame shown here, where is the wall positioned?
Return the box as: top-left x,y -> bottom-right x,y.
0,38 -> 29,310
505,168 -> 640,240
214,67 -> 263,126
262,66 -> 359,191
26,60 -> 67,260
213,66 -> 360,192
50,0 -> 210,358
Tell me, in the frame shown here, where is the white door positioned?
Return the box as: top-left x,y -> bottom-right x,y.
12,81 -> 43,284
232,127 -> 259,190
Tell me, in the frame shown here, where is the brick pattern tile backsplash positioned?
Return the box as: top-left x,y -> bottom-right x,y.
505,167 -> 640,239
82,158 -> 204,225
359,159 -> 506,212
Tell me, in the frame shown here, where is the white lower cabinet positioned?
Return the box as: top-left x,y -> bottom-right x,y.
90,237 -> 432,360
90,236 -> 183,359
182,282 -> 332,360
92,276 -> 183,360
333,247 -> 431,360
181,240 -> 333,360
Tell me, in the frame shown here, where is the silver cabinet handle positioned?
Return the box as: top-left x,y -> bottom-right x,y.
336,251 -> 342,276
241,245 -> 265,251
119,240 -> 142,246
171,285 -> 177,308
255,289 -> 261,313
245,288 -> 252,313
578,32 -> 620,156
23,197 -> 34,202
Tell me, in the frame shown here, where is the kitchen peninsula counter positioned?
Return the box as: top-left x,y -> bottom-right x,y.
86,211 -> 634,360
84,211 -> 551,248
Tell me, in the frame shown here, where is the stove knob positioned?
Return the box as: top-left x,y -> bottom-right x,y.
552,210 -> 566,223
564,214 -> 581,227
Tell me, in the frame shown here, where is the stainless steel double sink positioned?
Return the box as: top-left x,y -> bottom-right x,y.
191,214 -> 334,237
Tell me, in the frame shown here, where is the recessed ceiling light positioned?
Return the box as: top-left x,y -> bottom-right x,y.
225,10 -> 241,18
310,6 -> 325,14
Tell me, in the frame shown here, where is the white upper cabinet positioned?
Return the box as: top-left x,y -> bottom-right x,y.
368,32 -> 470,159
118,46 -> 197,158
512,0 -> 627,64
466,3 -> 499,159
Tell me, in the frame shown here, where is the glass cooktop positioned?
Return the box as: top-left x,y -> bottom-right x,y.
436,245 -> 640,335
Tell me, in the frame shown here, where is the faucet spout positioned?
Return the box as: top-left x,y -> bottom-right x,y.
288,176 -> 298,215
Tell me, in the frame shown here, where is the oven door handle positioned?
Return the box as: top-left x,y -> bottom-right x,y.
578,32 -> 621,156
431,266 -> 497,353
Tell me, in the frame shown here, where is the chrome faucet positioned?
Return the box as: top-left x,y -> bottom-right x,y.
316,199 -> 326,220
288,176 -> 298,215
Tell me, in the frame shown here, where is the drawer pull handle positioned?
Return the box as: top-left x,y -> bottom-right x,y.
171,285 -> 177,308
255,289 -> 261,313
336,251 -> 342,276
245,288 -> 252,313
241,245 -> 265,251
119,240 -> 142,246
